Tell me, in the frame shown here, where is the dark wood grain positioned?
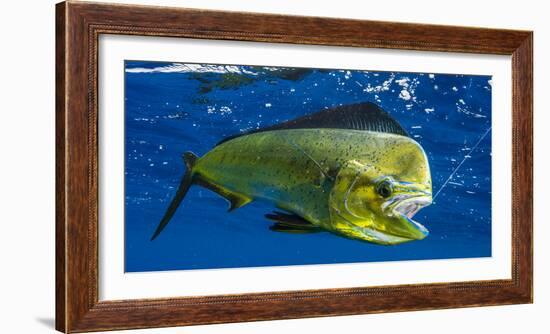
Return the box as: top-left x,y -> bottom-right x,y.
55,2 -> 67,332
57,1 -> 93,331
56,1 -> 533,332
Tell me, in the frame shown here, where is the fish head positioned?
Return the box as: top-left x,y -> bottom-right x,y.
328,137 -> 432,245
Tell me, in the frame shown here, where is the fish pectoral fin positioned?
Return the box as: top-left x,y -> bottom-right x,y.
266,211 -> 321,234
269,224 -> 319,234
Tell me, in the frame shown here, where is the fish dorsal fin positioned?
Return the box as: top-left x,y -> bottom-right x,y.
217,102 -> 408,146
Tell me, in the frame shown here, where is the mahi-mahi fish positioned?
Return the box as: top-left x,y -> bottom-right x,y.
151,102 -> 432,245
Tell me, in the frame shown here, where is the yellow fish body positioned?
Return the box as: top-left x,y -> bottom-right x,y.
152,103 -> 432,245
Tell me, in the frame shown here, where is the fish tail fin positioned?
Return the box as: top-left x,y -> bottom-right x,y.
183,151 -> 198,170
150,151 -> 199,241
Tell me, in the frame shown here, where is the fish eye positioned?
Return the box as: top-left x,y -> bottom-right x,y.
376,180 -> 393,198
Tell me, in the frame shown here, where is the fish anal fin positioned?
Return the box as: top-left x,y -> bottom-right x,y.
227,193 -> 252,212
266,211 -> 321,234
194,177 -> 252,212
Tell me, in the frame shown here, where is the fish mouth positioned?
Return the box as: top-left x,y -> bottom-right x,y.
333,210 -> 416,245
333,193 -> 431,245
355,225 -> 420,245
391,195 -> 431,219
387,195 -> 432,240
332,193 -> 432,245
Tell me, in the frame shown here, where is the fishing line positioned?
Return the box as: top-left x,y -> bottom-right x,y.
432,126 -> 492,202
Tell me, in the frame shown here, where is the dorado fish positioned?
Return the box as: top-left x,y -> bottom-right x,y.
151,102 -> 432,245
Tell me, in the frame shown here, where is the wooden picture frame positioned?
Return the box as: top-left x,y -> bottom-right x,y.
56,1 -> 533,332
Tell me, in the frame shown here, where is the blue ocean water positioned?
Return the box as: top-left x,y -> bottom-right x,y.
124,61 -> 492,272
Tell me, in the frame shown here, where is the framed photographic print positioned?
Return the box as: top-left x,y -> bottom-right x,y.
56,1 -> 533,332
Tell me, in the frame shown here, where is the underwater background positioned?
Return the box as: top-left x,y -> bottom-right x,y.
124,61 -> 492,272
